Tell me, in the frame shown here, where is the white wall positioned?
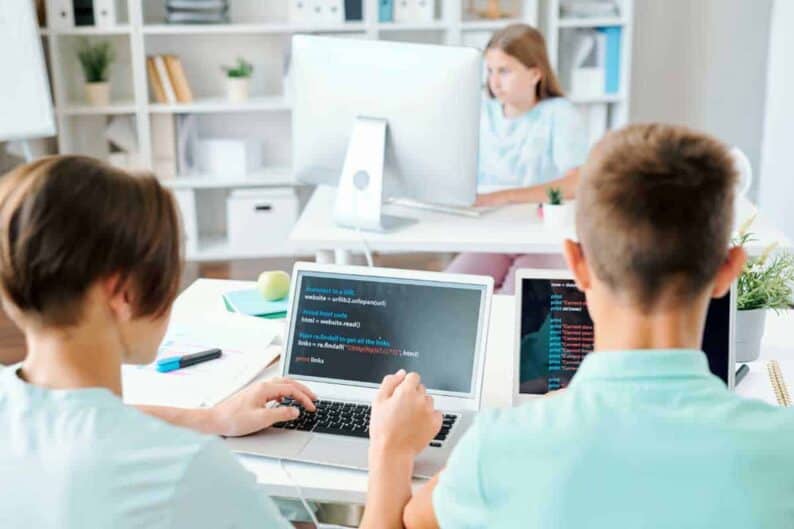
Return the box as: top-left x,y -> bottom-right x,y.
759,0 -> 794,239
630,0 -> 773,200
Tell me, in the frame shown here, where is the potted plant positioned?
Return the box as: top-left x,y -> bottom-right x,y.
77,39 -> 114,106
223,58 -> 254,103
734,217 -> 794,362
540,187 -> 574,229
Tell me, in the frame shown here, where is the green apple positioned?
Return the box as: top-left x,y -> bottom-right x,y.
257,270 -> 290,301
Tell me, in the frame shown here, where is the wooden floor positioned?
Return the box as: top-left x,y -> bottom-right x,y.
0,253 -> 448,366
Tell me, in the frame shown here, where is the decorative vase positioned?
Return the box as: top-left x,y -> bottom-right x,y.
226,77 -> 250,103
84,81 -> 110,106
542,203 -> 574,230
735,309 -> 767,362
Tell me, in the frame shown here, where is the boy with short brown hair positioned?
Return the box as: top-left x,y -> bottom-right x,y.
400,124 -> 794,529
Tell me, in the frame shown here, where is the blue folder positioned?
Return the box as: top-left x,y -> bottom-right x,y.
379,0 -> 393,22
598,26 -> 622,94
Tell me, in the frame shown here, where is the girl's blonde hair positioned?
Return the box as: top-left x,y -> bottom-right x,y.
486,24 -> 564,100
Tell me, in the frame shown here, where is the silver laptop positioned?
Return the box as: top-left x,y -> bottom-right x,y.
226,263 -> 493,478
512,269 -> 736,404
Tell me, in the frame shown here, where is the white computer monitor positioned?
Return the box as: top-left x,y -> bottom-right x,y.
291,35 -> 482,231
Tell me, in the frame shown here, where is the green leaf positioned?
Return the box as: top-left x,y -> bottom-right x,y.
736,231 -> 794,311
76,39 -> 115,83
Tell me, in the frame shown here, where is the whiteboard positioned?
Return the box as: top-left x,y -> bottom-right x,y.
0,0 -> 56,142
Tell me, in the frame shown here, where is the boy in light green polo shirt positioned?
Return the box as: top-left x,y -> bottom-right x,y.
400,124 -> 794,528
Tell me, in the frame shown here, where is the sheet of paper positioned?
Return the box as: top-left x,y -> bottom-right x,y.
122,312 -> 280,408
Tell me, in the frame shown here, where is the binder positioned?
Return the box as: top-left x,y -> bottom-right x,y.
72,0 -> 94,26
344,0 -> 363,21
289,0 -> 312,23
393,0 -> 414,23
598,26 -> 622,94
415,0 -> 435,22
378,0 -> 393,22
93,0 -> 117,28
46,0 -> 74,30
313,0 -> 344,23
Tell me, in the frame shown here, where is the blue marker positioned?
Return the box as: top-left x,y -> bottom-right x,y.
157,348 -> 222,373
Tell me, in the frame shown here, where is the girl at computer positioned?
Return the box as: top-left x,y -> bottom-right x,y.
0,155 -> 440,528
446,24 -> 589,293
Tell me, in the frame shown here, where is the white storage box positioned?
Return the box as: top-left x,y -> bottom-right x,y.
226,188 -> 298,255
197,137 -> 263,178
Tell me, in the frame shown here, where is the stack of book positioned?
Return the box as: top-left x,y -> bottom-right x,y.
166,0 -> 230,24
146,55 -> 194,104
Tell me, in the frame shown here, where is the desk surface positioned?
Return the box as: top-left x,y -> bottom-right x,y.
289,186 -> 792,256
176,278 -> 794,504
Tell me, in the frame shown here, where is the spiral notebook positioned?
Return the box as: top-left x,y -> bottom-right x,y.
768,360 -> 792,407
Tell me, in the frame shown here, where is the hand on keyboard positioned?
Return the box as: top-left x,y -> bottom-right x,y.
369,369 -> 443,457
273,395 -> 457,447
210,377 -> 316,437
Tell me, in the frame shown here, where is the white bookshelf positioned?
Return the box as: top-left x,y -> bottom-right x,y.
541,0 -> 633,144
40,0 -> 630,261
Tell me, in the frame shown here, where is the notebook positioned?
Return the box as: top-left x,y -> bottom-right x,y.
223,288 -> 289,319
738,360 -> 793,407
768,360 -> 792,407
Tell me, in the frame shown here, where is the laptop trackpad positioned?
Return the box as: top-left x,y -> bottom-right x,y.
299,435 -> 370,469
224,429 -> 312,459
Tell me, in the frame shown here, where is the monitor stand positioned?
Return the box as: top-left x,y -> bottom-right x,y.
333,116 -> 415,232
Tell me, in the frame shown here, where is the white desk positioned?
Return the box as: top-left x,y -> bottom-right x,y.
174,278 -> 792,505
289,186 -> 792,264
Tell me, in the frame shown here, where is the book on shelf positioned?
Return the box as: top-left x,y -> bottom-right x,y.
163,55 -> 194,103
560,0 -> 619,19
147,55 -> 194,104
165,11 -> 230,24
146,57 -> 167,104
167,0 -> 229,9
152,56 -> 177,104
165,0 -> 229,24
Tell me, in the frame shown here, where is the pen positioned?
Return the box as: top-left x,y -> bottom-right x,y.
735,363 -> 750,387
157,348 -> 222,373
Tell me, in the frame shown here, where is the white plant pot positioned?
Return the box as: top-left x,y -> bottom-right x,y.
84,81 -> 110,106
735,309 -> 767,363
542,203 -> 575,231
226,77 -> 250,102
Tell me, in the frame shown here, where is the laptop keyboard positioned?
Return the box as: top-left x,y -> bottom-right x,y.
273,398 -> 458,446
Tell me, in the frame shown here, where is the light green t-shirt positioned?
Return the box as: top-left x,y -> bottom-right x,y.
0,366 -> 291,529
434,349 -> 794,528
